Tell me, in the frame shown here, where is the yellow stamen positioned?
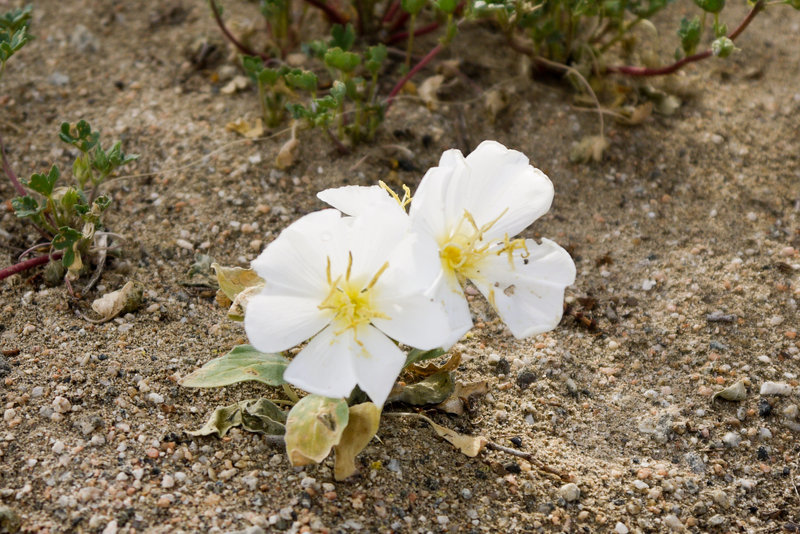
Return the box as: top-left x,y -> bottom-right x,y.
379,180 -> 413,210
318,253 -> 391,339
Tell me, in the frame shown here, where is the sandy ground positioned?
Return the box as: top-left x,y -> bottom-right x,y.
1,0 -> 799,532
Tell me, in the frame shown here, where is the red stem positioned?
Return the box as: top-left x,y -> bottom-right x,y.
387,21 -> 440,45
386,43 -> 444,108
606,0 -> 764,77
382,0 -> 401,24
0,132 -> 26,197
0,251 -> 62,282
389,12 -> 410,33
210,1 -> 270,60
302,0 -> 349,26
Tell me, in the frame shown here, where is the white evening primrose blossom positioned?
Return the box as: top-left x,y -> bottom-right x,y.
244,208 -> 452,407
317,141 -> 576,342
409,140 -> 576,340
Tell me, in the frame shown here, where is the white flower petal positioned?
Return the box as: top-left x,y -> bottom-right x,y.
434,272 -> 474,349
344,211 -> 411,284
317,185 -> 403,217
251,209 -> 345,297
374,230 -> 443,299
282,326 -> 358,399
409,152 -> 470,242
462,141 -> 554,240
470,238 -> 576,338
351,325 -> 407,406
244,294 -> 331,353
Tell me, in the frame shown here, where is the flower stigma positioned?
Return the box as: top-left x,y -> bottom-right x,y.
319,253 -> 390,341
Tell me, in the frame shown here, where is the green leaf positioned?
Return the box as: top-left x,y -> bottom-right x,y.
56,187 -> 83,216
333,402 -> 381,480
330,23 -> 355,51
284,70 -> 318,93
330,80 -> 347,103
59,120 -> 99,152
677,16 -> 702,56
26,165 -> 59,197
404,347 -> 446,367
11,195 -> 43,218
0,26 -> 31,62
285,395 -> 349,466
0,4 -> 33,33
365,44 -> 387,76
324,47 -> 361,73
401,0 -> 427,15
188,398 -> 286,438
435,0 -> 458,12
693,0 -> 724,12
179,345 -> 289,388
51,226 -> 82,268
387,371 -> 454,405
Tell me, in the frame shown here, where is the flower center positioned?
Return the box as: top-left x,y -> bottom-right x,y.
319,253 -> 390,335
440,209 -> 529,280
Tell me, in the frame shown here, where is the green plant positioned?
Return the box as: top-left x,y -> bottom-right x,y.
210,0 -> 798,151
0,4 -> 32,82
1,121 -> 138,286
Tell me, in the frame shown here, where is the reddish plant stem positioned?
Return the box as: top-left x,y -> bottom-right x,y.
389,11 -> 410,33
209,1 -> 270,60
301,0 -> 349,26
382,0 -> 401,24
606,0 -> 764,76
387,21 -> 440,45
386,43 -> 444,108
0,251 -> 61,282
0,132 -> 26,196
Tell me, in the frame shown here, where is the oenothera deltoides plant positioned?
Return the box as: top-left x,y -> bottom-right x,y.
180,141 -> 576,479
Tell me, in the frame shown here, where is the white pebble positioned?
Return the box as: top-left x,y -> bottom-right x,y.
663,514 -> 684,531
722,431 -> 741,448
558,483 -> 581,502
760,381 -> 793,396
52,396 -> 72,413
615,522 -> 630,534
52,440 -> 66,454
175,239 -> 194,250
162,475 -> 175,488
147,393 -> 165,404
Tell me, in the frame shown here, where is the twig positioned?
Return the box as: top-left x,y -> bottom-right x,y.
209,0 -> 270,61
386,43 -> 444,108
0,251 -> 62,282
382,0 -> 401,24
0,131 -> 26,196
605,0 -> 765,76
485,441 -> 572,481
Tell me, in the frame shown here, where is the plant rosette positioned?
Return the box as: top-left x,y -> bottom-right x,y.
319,140 -> 577,347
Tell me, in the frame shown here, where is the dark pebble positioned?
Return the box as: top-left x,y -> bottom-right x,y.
504,462 -> 521,474
757,446 -> 769,461
495,358 -> 510,375
510,436 -> 523,447
758,398 -> 773,417
516,370 -> 536,389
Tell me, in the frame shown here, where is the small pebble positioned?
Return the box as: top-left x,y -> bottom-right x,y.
147,393 -> 165,404
663,514 -> 684,532
52,396 -> 71,414
558,483 -> 580,502
614,521 -> 629,534
162,475 -> 175,488
722,431 -> 741,448
760,382 -> 792,396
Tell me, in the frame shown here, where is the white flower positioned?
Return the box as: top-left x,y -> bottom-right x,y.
244,209 -> 452,406
319,140 -> 576,342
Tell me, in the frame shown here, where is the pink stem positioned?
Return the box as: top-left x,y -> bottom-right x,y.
0,251 -> 62,282
302,0 -> 349,25
386,43 -> 443,108
0,132 -> 26,197
606,0 -> 764,77
210,1 -> 270,60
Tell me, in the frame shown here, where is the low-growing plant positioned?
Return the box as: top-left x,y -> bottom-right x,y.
1,121 -> 138,288
0,4 -> 32,82
182,141 -> 578,479
211,0 -> 798,151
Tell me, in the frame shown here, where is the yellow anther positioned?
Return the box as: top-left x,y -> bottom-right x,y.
346,251 -> 353,282
379,180 -> 413,210
497,234 -> 529,268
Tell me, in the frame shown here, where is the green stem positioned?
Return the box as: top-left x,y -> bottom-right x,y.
405,12 -> 417,71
